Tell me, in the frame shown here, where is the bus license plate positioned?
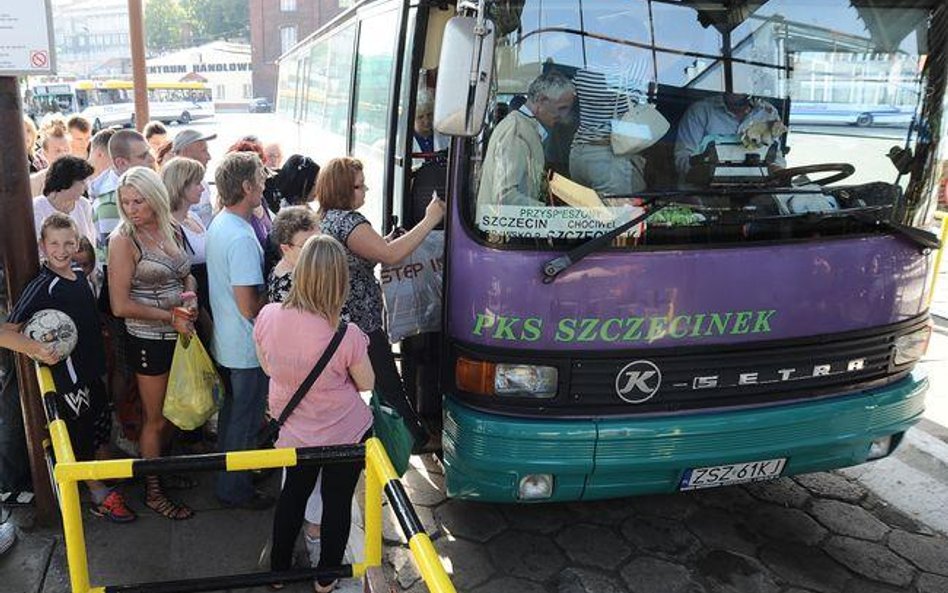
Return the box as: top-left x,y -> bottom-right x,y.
679,458 -> 786,491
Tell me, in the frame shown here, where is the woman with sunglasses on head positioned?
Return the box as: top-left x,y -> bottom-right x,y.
316,157 -> 443,451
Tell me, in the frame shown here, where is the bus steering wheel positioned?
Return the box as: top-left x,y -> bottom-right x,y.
767,163 -> 855,187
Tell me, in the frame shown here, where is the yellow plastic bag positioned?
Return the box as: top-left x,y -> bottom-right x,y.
163,334 -> 222,430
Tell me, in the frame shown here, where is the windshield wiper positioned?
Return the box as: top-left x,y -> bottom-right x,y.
840,209 -> 941,251
542,199 -> 670,284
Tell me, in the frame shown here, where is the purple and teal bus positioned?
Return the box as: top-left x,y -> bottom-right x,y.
277,0 -> 945,502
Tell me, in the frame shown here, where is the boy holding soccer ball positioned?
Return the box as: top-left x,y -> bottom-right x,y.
1,213 -> 135,522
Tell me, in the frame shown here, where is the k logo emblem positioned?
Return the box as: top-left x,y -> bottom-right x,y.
615,360 -> 662,404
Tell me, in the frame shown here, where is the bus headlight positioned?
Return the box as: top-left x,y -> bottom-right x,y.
495,364 -> 557,398
894,325 -> 931,365
456,357 -> 557,398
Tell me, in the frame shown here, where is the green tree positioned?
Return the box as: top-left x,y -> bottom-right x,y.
183,0 -> 250,43
145,0 -> 188,53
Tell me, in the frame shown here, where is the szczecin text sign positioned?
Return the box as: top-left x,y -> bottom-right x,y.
0,0 -> 56,75
476,205 -> 644,239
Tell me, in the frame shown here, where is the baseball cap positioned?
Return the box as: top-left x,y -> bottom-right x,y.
172,129 -> 217,153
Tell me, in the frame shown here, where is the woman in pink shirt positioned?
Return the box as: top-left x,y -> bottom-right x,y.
254,235 -> 373,593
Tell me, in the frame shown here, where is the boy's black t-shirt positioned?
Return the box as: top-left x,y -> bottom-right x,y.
9,266 -> 107,390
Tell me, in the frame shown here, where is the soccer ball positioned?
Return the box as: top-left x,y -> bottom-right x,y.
22,309 -> 78,364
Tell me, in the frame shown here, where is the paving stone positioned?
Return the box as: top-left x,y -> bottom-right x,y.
39,537 -> 69,593
759,541 -> 852,593
809,499 -> 889,541
887,530 -> 948,576
487,530 -> 567,582
432,536 -> 496,591
917,573 -> 948,593
631,493 -> 698,520
687,508 -> 761,556
0,530 -> 55,593
621,515 -> 703,561
746,505 -> 828,546
400,467 -> 447,508
469,576 -> 547,593
557,567 -> 626,593
389,546 -> 422,590
744,478 -> 811,508
793,473 -> 866,503
823,535 -> 915,588
555,524 -> 631,570
620,556 -> 706,593
696,550 -> 780,593
861,496 -> 935,536
841,578 -> 907,593
499,502 -> 575,535
433,500 -> 506,543
566,498 -> 638,527
693,486 -> 760,514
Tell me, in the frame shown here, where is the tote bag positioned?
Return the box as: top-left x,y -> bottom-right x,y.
610,94 -> 670,158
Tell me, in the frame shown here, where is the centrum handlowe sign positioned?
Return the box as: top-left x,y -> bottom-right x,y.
0,0 -> 56,76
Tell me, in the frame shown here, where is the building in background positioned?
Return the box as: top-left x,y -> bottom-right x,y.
249,0 -> 350,103
51,0 -> 132,77
146,41 -> 252,109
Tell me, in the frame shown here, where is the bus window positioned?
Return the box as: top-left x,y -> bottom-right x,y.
352,8 -> 400,232
307,23 -> 356,159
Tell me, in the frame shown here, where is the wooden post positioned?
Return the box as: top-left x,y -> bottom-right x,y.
128,0 -> 149,131
0,77 -> 56,524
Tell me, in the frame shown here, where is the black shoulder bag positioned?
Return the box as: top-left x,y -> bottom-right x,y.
259,322 -> 347,447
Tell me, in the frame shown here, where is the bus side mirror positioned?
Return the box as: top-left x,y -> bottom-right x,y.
434,16 -> 495,138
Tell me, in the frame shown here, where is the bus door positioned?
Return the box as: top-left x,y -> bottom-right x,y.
396,4 -> 457,422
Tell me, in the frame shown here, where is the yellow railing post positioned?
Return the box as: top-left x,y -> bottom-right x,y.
927,212 -> 948,307
36,366 -> 93,593
363,442 -> 384,569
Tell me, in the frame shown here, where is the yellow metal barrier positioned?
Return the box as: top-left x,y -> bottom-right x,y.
35,364 -> 455,593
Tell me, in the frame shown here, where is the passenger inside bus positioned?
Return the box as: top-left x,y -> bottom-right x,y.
411,88 -> 448,169
674,92 -> 787,186
475,71 -> 576,208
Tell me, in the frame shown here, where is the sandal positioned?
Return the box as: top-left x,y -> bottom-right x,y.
144,476 -> 194,520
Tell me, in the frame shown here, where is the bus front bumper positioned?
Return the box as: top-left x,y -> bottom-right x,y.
441,372 -> 928,503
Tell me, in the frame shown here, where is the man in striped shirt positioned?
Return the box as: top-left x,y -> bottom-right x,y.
90,130 -> 156,267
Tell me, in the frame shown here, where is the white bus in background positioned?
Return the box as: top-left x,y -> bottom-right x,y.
28,80 -> 215,131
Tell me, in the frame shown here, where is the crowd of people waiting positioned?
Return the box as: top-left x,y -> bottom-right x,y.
2,112 -> 444,590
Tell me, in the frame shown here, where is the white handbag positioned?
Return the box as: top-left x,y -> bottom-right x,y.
610,93 -> 670,157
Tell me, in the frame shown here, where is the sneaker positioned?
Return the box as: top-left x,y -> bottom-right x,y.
0,523 -> 16,555
304,533 -> 321,567
90,491 -> 137,523
218,490 -> 275,511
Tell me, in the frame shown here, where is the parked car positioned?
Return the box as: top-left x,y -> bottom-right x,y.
248,97 -> 273,113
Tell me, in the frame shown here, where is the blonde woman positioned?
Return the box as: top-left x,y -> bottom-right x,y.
254,235 -> 373,593
108,166 -> 198,520
161,157 -> 210,325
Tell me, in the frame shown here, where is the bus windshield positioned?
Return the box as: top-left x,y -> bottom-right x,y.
467,0 -> 939,247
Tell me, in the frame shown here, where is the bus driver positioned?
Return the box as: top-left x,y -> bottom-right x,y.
476,71 -> 576,208
674,92 -> 786,184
